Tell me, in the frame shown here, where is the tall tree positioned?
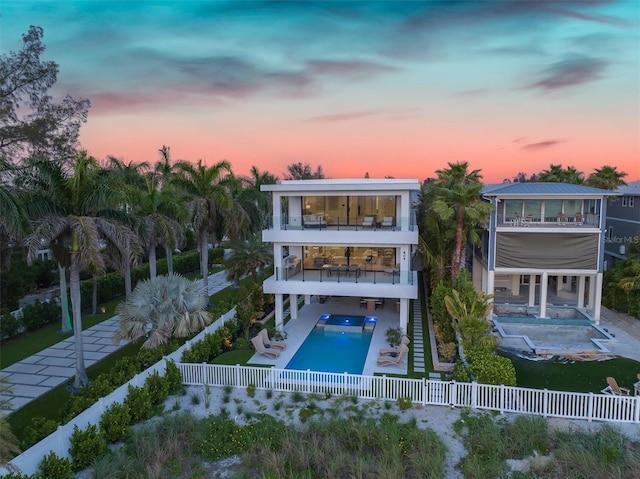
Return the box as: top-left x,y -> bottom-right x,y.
0,158 -> 30,270
0,26 -> 90,164
586,165 -> 627,190
283,162 -> 324,180
24,151 -> 137,389
431,162 -> 492,283
241,165 -> 278,228
173,159 -> 247,299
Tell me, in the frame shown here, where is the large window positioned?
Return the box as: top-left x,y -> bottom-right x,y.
302,195 -> 396,226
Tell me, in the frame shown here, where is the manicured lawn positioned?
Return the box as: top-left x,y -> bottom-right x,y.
211,349 -> 254,365
508,353 -> 640,393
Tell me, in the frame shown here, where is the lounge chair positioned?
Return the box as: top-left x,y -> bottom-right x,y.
376,344 -> 409,366
379,336 -> 410,356
251,336 -> 281,359
601,376 -> 630,396
258,329 -> 287,350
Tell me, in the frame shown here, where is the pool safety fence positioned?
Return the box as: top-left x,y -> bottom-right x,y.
180,363 -> 640,424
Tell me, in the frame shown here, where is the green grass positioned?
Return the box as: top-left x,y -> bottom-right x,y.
211,349 -> 254,365
508,353 -> 640,393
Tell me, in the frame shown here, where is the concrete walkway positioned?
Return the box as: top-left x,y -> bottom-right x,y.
1,271 -> 233,414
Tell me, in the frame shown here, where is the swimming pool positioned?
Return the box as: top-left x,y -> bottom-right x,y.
317,314 -> 377,333
285,330 -> 373,374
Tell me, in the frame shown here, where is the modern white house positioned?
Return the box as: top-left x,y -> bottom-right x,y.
473,182 -> 620,323
261,178 -> 421,333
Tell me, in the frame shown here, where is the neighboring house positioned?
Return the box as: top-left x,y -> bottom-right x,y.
261,179 -> 420,333
472,182 -> 619,323
604,180 -> 640,268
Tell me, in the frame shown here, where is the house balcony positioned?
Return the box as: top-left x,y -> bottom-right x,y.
267,215 -> 417,231
263,215 -> 418,245
262,266 -> 418,299
496,213 -> 600,230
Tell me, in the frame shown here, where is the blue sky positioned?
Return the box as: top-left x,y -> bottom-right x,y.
2,1 -> 639,181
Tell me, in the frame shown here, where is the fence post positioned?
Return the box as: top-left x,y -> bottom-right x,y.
543,389 -> 549,418
343,372 -> 348,396
500,384 -> 505,415
470,381 -> 476,410
587,392 -> 594,422
235,364 -> 241,388
636,397 -> 640,424
423,378 -> 427,407
307,370 -> 311,393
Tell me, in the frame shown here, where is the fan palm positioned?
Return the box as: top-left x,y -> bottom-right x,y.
114,273 -> 211,349
24,151 -> 138,388
444,288 -> 496,350
0,377 -> 20,472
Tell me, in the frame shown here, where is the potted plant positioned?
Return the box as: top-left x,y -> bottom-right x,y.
385,327 -> 402,348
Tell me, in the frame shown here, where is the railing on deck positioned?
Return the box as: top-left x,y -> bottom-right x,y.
496,213 -> 600,228
180,363 -> 640,424
269,215 -> 417,231
276,265 -> 411,285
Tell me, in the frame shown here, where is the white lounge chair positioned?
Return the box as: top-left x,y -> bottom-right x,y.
379,336 -> 410,356
376,344 -> 409,366
361,216 -> 375,228
601,376 -> 630,396
258,329 -> 287,350
381,216 -> 394,228
251,336 -> 281,359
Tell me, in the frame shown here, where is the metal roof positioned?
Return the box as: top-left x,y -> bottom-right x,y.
615,180 -> 640,196
481,182 -> 620,197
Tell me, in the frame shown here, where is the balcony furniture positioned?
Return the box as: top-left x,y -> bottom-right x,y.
362,216 -> 376,228
557,213 -> 566,225
523,214 -> 533,226
601,376 -> 630,396
381,216 -> 394,228
574,212 -> 583,225
303,215 -> 326,228
511,213 -> 522,226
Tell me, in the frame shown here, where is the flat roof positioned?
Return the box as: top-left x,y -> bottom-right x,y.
482,182 -> 620,198
261,178 -> 421,193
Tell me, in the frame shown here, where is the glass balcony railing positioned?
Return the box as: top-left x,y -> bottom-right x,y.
274,264 -> 413,285
496,213 -> 599,228
268,215 -> 417,231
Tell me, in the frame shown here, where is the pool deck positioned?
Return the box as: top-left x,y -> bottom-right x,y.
248,296 -> 408,376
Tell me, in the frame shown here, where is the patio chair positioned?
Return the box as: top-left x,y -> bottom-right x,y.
376,344 -> 409,366
258,329 -> 287,350
361,216 -> 375,228
381,216 -> 394,228
601,376 -> 630,396
251,336 -> 281,360
379,336 -> 410,356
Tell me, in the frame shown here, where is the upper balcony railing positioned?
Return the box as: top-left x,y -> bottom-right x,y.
274,264 -> 414,285
496,213 -> 600,229
268,215 -> 417,231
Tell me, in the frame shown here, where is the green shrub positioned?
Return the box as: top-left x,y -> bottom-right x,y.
467,349 -> 516,386
299,407 -> 315,423
99,402 -> 131,443
144,370 -> 170,406
164,359 -> 184,394
246,383 -> 256,398
397,396 -> 413,411
39,451 -> 74,479
452,358 -> 471,382
21,416 -> 59,450
21,299 -> 61,331
68,423 -> 106,471
0,312 -> 21,340
124,385 -> 154,423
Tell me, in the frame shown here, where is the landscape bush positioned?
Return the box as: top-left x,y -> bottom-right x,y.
99,402 -> 131,443
39,451 -> 74,479
124,385 -> 154,423
144,370 -> 170,406
69,423 -> 106,471
466,348 -> 517,386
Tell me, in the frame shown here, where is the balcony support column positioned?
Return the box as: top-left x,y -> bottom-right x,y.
399,298 -> 409,334
289,294 -> 298,319
274,294 -> 284,331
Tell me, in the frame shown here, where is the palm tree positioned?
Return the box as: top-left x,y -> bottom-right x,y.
0,158 -> 30,270
537,164 -> 584,184
173,159 -> 247,299
444,288 -> 496,351
431,162 -> 492,283
24,151 -> 138,389
586,165 -> 627,190
241,166 -> 278,228
224,233 -> 273,287
114,273 -> 211,349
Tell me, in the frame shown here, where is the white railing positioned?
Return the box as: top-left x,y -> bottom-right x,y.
180,363 -> 640,424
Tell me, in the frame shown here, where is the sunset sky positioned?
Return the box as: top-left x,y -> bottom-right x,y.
2,1 -> 639,183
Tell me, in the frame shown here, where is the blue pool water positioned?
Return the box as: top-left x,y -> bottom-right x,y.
285,330 -> 373,374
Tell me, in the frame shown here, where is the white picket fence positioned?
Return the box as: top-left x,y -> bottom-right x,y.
180,363 -> 640,424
